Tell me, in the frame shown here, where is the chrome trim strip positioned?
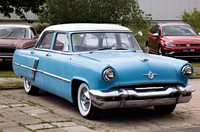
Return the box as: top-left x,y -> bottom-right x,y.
32,58 -> 39,81
90,85 -> 195,99
12,62 -> 71,83
91,96 -> 192,109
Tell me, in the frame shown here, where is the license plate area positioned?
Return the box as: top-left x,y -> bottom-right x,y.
182,49 -> 195,53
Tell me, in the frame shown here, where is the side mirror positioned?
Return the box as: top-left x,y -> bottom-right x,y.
138,31 -> 143,36
135,31 -> 143,36
144,47 -> 150,53
198,32 -> 200,35
153,33 -> 159,37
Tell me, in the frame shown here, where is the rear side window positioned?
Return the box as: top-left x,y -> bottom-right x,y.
150,25 -> 160,34
37,33 -> 54,49
53,33 -> 69,52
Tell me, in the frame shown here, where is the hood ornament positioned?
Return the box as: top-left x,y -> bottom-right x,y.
143,71 -> 158,79
138,57 -> 148,62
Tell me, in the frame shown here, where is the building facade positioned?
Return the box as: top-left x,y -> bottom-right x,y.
137,0 -> 200,23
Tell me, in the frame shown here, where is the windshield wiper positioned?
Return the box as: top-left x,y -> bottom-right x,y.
115,48 -> 128,50
6,30 -> 14,37
98,47 -> 112,50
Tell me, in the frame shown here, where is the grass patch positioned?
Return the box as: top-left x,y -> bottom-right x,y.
27,100 -> 43,107
0,71 -> 18,77
0,82 -> 23,88
190,62 -> 200,67
191,72 -> 200,78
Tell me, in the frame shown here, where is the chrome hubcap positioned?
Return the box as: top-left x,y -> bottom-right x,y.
25,79 -> 31,89
80,88 -> 90,111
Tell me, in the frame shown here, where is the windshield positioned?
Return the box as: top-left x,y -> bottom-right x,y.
72,32 -> 141,52
0,27 -> 29,39
162,26 -> 197,36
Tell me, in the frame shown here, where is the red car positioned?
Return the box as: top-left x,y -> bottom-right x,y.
0,24 -> 38,62
146,23 -> 200,60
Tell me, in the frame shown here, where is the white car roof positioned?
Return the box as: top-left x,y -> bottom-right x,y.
0,24 -> 32,28
42,23 -> 131,33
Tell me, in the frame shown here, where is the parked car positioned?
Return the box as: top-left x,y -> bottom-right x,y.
0,24 -> 38,62
146,23 -> 200,60
13,23 -> 195,119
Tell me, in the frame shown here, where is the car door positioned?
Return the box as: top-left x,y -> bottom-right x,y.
43,33 -> 71,97
32,32 -> 54,88
148,25 -> 161,52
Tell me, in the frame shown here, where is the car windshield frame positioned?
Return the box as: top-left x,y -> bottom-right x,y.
71,32 -> 141,52
162,25 -> 198,36
0,27 -> 29,39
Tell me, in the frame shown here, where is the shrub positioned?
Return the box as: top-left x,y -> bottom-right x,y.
32,24 -> 49,34
179,8 -> 200,29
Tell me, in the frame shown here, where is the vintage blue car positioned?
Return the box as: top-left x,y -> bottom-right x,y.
12,23 -> 195,119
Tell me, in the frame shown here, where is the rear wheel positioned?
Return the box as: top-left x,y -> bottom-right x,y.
154,104 -> 176,113
77,83 -> 98,119
24,77 -> 39,95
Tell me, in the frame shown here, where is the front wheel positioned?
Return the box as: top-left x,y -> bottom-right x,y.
154,104 -> 176,113
24,77 -> 39,95
77,83 -> 97,119
158,45 -> 164,55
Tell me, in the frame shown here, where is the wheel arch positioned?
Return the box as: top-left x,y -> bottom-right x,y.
71,79 -> 85,105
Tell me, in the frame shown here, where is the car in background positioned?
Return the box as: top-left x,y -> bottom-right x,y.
0,24 -> 38,62
146,23 -> 200,60
13,23 -> 195,119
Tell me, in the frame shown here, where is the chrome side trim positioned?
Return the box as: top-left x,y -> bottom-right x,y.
13,62 -> 70,83
32,58 -> 39,81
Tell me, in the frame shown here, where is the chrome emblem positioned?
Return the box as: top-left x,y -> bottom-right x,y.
186,44 -> 190,47
143,71 -> 158,79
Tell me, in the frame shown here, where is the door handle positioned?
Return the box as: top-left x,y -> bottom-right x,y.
31,51 -> 35,54
46,53 -> 51,56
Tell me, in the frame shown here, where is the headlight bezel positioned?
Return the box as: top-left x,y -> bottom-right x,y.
102,68 -> 115,82
181,64 -> 193,78
164,42 -> 176,47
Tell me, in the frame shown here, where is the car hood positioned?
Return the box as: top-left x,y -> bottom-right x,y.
0,39 -> 25,47
163,36 -> 200,44
80,51 -> 185,86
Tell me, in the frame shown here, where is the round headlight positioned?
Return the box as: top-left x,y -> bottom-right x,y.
102,68 -> 115,82
182,65 -> 193,78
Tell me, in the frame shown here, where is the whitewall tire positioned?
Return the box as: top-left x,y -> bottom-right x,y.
77,83 -> 97,119
24,77 -> 39,95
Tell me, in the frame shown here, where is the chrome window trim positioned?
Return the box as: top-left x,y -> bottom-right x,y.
12,62 -> 71,83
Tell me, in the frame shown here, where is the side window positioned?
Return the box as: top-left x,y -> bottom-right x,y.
37,33 -> 53,49
150,25 -> 160,34
150,26 -> 155,34
53,33 -> 69,52
30,27 -> 37,39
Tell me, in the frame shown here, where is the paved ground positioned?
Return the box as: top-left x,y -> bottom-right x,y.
0,78 -> 200,132
0,89 -> 97,132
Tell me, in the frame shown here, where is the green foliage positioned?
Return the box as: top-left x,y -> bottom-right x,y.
0,0 -> 45,20
32,24 -> 49,34
38,0 -> 152,27
180,8 -> 200,29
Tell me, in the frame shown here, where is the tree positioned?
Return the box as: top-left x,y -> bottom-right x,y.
38,0 -> 152,27
179,8 -> 200,29
0,0 -> 45,20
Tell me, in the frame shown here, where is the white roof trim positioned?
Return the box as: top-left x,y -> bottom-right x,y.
43,23 -> 131,33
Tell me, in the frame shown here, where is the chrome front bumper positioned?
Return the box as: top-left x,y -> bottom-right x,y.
89,85 -> 195,109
